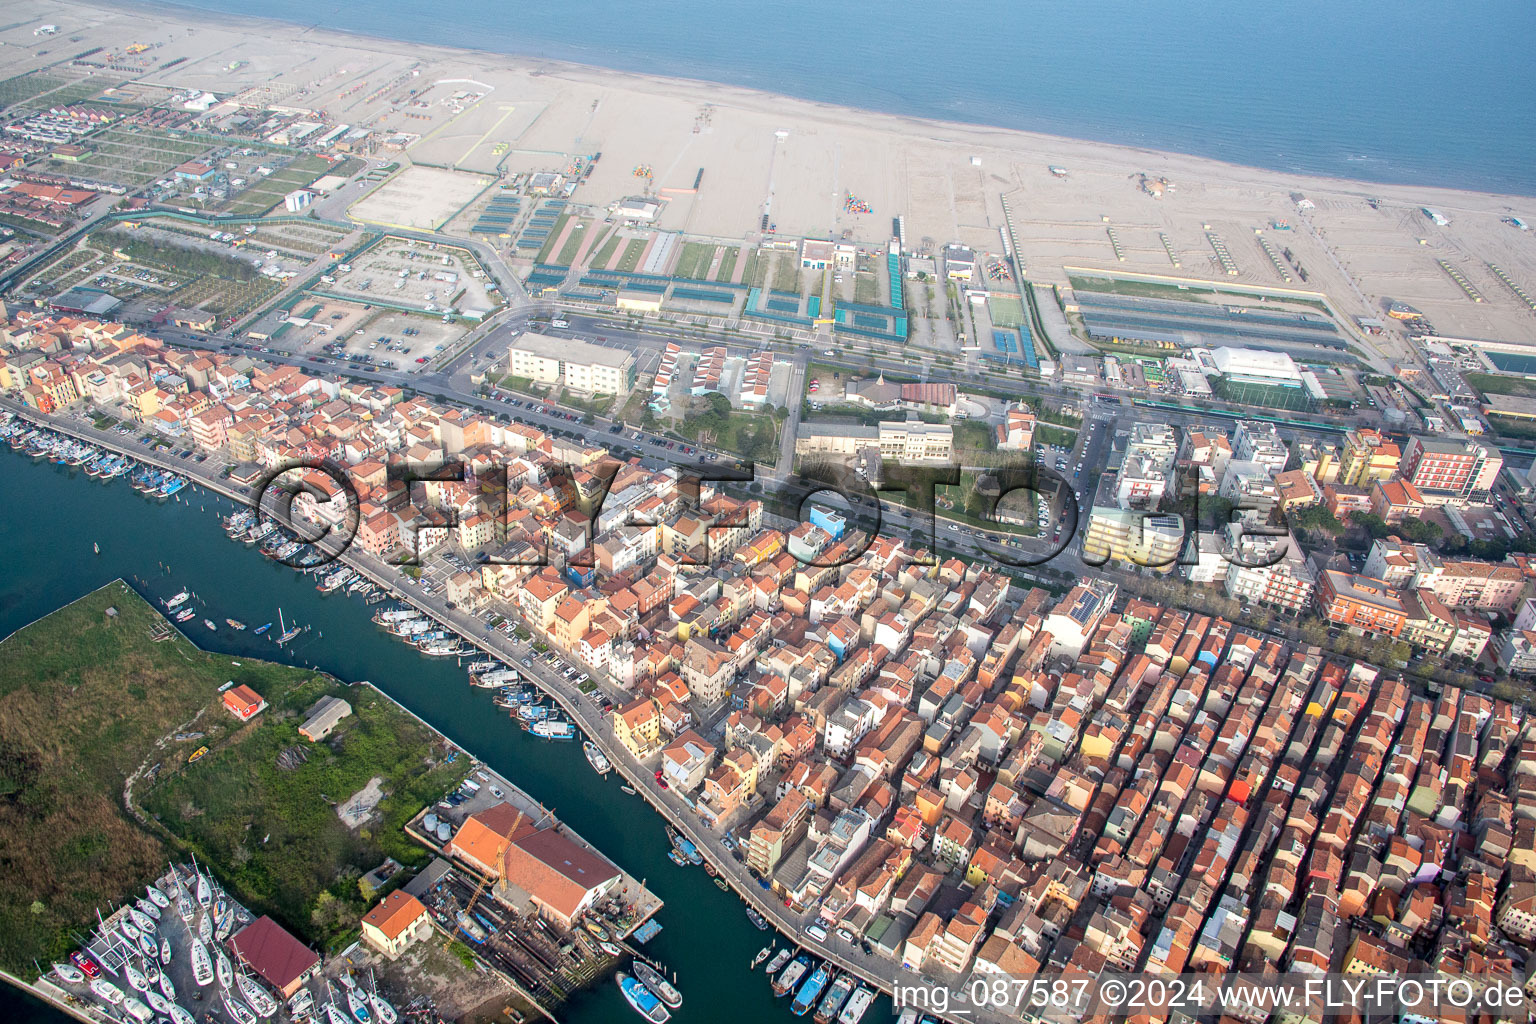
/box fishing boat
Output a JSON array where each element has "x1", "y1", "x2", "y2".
[
  {"x1": 530, "y1": 718, "x2": 576, "y2": 740},
  {"x1": 223, "y1": 993, "x2": 257, "y2": 1024},
  {"x1": 792, "y1": 963, "x2": 831, "y2": 1017},
  {"x1": 583, "y1": 740, "x2": 612, "y2": 774},
  {"x1": 772, "y1": 954, "x2": 810, "y2": 997},
  {"x1": 765, "y1": 949, "x2": 793, "y2": 975},
  {"x1": 632, "y1": 962, "x2": 681, "y2": 1010},
  {"x1": 215, "y1": 946, "x2": 233, "y2": 989},
  {"x1": 145, "y1": 885, "x2": 170, "y2": 910},
  {"x1": 455, "y1": 911, "x2": 487, "y2": 944},
  {"x1": 465, "y1": 659, "x2": 499, "y2": 675},
  {"x1": 225, "y1": 619, "x2": 247, "y2": 630},
  {"x1": 583, "y1": 919, "x2": 611, "y2": 942},
  {"x1": 52, "y1": 962, "x2": 85, "y2": 985},
  {"x1": 237, "y1": 973, "x2": 278, "y2": 1018},
  {"x1": 164, "y1": 591, "x2": 190, "y2": 610},
  {"x1": 676, "y1": 838, "x2": 703, "y2": 865},
  {"x1": 90, "y1": 978, "x2": 125, "y2": 1005},
  {"x1": 253, "y1": 623, "x2": 272, "y2": 635},
  {"x1": 746, "y1": 906, "x2": 769, "y2": 930},
  {"x1": 470, "y1": 667, "x2": 518, "y2": 687},
  {"x1": 203, "y1": 618, "x2": 217, "y2": 631},
  {"x1": 616, "y1": 973, "x2": 671, "y2": 1024},
  {"x1": 667, "y1": 848, "x2": 689, "y2": 867},
  {"x1": 346, "y1": 984, "x2": 373, "y2": 1023},
  {"x1": 599, "y1": 940, "x2": 623, "y2": 957},
  {"x1": 813, "y1": 973, "x2": 855, "y2": 1024}
]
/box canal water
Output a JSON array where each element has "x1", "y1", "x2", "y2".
[{"x1": 0, "y1": 446, "x2": 890, "y2": 1024}]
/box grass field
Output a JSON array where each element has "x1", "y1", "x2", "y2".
[
  {"x1": 672, "y1": 241, "x2": 716, "y2": 280},
  {"x1": 988, "y1": 295, "x2": 1028, "y2": 328},
  {"x1": 1489, "y1": 415, "x2": 1536, "y2": 441},
  {"x1": 592, "y1": 232, "x2": 622, "y2": 269},
  {"x1": 617, "y1": 238, "x2": 647, "y2": 272},
  {"x1": 1467, "y1": 372, "x2": 1536, "y2": 399},
  {"x1": 556, "y1": 217, "x2": 590, "y2": 265},
  {"x1": 0, "y1": 584, "x2": 465, "y2": 972},
  {"x1": 770, "y1": 256, "x2": 802, "y2": 294},
  {"x1": 853, "y1": 273, "x2": 879, "y2": 304},
  {"x1": 535, "y1": 212, "x2": 574, "y2": 264},
  {"x1": 0, "y1": 583, "x2": 311, "y2": 975},
  {"x1": 716, "y1": 247, "x2": 740, "y2": 282},
  {"x1": 1068, "y1": 273, "x2": 1330, "y2": 313}
]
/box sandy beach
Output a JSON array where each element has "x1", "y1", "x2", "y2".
[{"x1": 6, "y1": 0, "x2": 1536, "y2": 343}]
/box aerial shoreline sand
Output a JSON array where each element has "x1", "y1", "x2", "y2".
[
  {"x1": 14, "y1": 0, "x2": 1536, "y2": 341},
  {"x1": 60, "y1": 0, "x2": 1535, "y2": 204}
]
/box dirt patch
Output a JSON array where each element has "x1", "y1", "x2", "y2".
[{"x1": 338, "y1": 774, "x2": 385, "y2": 828}]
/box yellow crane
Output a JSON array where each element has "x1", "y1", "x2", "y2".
[{"x1": 465, "y1": 810, "x2": 521, "y2": 917}]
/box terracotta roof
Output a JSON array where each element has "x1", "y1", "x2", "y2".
[
  {"x1": 228, "y1": 916, "x2": 317, "y2": 991},
  {"x1": 502, "y1": 827, "x2": 620, "y2": 920},
  {"x1": 361, "y1": 891, "x2": 427, "y2": 941}
]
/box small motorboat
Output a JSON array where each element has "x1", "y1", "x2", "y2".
[
  {"x1": 752, "y1": 947, "x2": 772, "y2": 969},
  {"x1": 253, "y1": 623, "x2": 272, "y2": 635},
  {"x1": 600, "y1": 940, "x2": 623, "y2": 957},
  {"x1": 90, "y1": 978, "x2": 125, "y2": 1005},
  {"x1": 203, "y1": 619, "x2": 217, "y2": 631},
  {"x1": 226, "y1": 619, "x2": 247, "y2": 630}
]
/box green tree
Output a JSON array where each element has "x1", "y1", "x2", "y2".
[
  {"x1": 1350, "y1": 512, "x2": 1391, "y2": 540},
  {"x1": 1290, "y1": 505, "x2": 1344, "y2": 535}
]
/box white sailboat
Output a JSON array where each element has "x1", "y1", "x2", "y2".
[
  {"x1": 159, "y1": 937, "x2": 171, "y2": 967},
  {"x1": 145, "y1": 990, "x2": 173, "y2": 1016},
  {"x1": 238, "y1": 973, "x2": 278, "y2": 1018},
  {"x1": 124, "y1": 961, "x2": 149, "y2": 993},
  {"x1": 216, "y1": 946, "x2": 234, "y2": 990},
  {"x1": 134, "y1": 898, "x2": 161, "y2": 922},
  {"x1": 325, "y1": 1002, "x2": 351, "y2": 1024},
  {"x1": 136, "y1": 932, "x2": 157, "y2": 959},
  {"x1": 368, "y1": 972, "x2": 398, "y2": 1024},
  {"x1": 51, "y1": 962, "x2": 84, "y2": 985},
  {"x1": 193, "y1": 863, "x2": 212, "y2": 908},
  {"x1": 169, "y1": 1005, "x2": 196, "y2": 1024},
  {"x1": 347, "y1": 986, "x2": 373, "y2": 1023},
  {"x1": 223, "y1": 992, "x2": 258, "y2": 1024},
  {"x1": 197, "y1": 908, "x2": 213, "y2": 942},
  {"x1": 189, "y1": 937, "x2": 214, "y2": 987},
  {"x1": 128, "y1": 907, "x2": 156, "y2": 934},
  {"x1": 158, "y1": 968, "x2": 176, "y2": 1003},
  {"x1": 145, "y1": 885, "x2": 171, "y2": 910}
]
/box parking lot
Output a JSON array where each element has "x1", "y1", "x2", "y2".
[{"x1": 323, "y1": 237, "x2": 500, "y2": 317}]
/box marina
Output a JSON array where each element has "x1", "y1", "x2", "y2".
[{"x1": 0, "y1": 410, "x2": 897, "y2": 1024}]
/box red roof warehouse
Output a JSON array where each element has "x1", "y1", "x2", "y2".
[{"x1": 227, "y1": 916, "x2": 319, "y2": 998}]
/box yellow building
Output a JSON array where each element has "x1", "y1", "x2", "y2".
[
  {"x1": 1339, "y1": 429, "x2": 1401, "y2": 487},
  {"x1": 614, "y1": 696, "x2": 660, "y2": 756}
]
